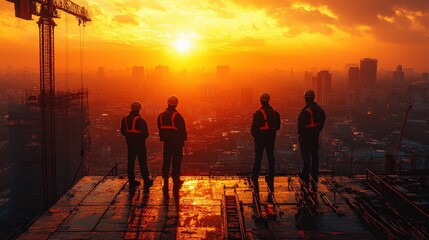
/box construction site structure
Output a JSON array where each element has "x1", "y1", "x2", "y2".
[
  {"x1": 13, "y1": 173, "x2": 429, "y2": 239},
  {"x1": 8, "y1": 90, "x2": 90, "y2": 217},
  {"x1": 5, "y1": 0, "x2": 91, "y2": 208}
]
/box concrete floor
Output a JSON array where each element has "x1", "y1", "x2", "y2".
[{"x1": 17, "y1": 176, "x2": 375, "y2": 239}]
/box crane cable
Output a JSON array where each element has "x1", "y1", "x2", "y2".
[
  {"x1": 72, "y1": 21, "x2": 86, "y2": 183},
  {"x1": 65, "y1": 14, "x2": 69, "y2": 89},
  {"x1": 80, "y1": 21, "x2": 85, "y2": 91}
]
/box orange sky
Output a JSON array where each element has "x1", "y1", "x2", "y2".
[{"x1": 1, "y1": 0, "x2": 428, "y2": 71}]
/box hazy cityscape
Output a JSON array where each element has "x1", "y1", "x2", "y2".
[{"x1": 1, "y1": 60, "x2": 429, "y2": 237}]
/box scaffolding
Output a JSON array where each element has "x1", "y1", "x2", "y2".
[{"x1": 8, "y1": 89, "x2": 90, "y2": 217}]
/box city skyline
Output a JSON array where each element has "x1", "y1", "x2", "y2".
[{"x1": 0, "y1": 0, "x2": 429, "y2": 71}]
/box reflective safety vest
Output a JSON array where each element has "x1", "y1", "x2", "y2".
[
  {"x1": 304, "y1": 108, "x2": 320, "y2": 128},
  {"x1": 259, "y1": 109, "x2": 270, "y2": 130},
  {"x1": 160, "y1": 112, "x2": 178, "y2": 130},
  {"x1": 124, "y1": 116, "x2": 142, "y2": 133}
]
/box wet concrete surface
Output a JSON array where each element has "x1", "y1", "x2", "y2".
[{"x1": 17, "y1": 176, "x2": 375, "y2": 239}]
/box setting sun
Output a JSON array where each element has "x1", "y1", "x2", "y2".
[{"x1": 174, "y1": 38, "x2": 192, "y2": 53}]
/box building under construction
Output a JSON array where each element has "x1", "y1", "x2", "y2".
[
  {"x1": 13, "y1": 171, "x2": 429, "y2": 239},
  {"x1": 8, "y1": 89, "x2": 90, "y2": 217}
]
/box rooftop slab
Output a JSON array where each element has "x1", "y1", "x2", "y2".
[{"x1": 17, "y1": 176, "x2": 375, "y2": 239}]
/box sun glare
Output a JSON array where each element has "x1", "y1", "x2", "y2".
[
  {"x1": 173, "y1": 33, "x2": 195, "y2": 53},
  {"x1": 174, "y1": 38, "x2": 192, "y2": 53}
]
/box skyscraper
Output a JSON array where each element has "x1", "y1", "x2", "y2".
[
  {"x1": 132, "y1": 66, "x2": 144, "y2": 81},
  {"x1": 348, "y1": 67, "x2": 359, "y2": 91},
  {"x1": 393, "y1": 65, "x2": 404, "y2": 82},
  {"x1": 359, "y1": 58, "x2": 377, "y2": 88},
  {"x1": 313, "y1": 70, "x2": 332, "y2": 105}
]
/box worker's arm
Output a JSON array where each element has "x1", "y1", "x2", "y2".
[
  {"x1": 275, "y1": 111, "x2": 281, "y2": 131},
  {"x1": 157, "y1": 114, "x2": 164, "y2": 141},
  {"x1": 138, "y1": 118, "x2": 149, "y2": 139},
  {"x1": 176, "y1": 113, "x2": 187, "y2": 142},
  {"x1": 320, "y1": 108, "x2": 326, "y2": 129},
  {"x1": 120, "y1": 117, "x2": 126, "y2": 136},
  {"x1": 297, "y1": 110, "x2": 307, "y2": 135},
  {"x1": 251, "y1": 111, "x2": 260, "y2": 138}
]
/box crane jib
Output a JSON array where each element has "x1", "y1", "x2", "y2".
[{"x1": 11, "y1": 0, "x2": 91, "y2": 22}]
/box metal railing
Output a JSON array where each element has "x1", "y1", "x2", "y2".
[
  {"x1": 109, "y1": 154, "x2": 429, "y2": 178},
  {"x1": 325, "y1": 155, "x2": 429, "y2": 176}
]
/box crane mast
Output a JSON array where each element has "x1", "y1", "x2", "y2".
[
  {"x1": 39, "y1": 2, "x2": 57, "y2": 206},
  {"x1": 6, "y1": 0, "x2": 90, "y2": 208}
]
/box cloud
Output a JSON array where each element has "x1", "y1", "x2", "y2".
[
  {"x1": 275, "y1": 5, "x2": 337, "y2": 37},
  {"x1": 231, "y1": 0, "x2": 429, "y2": 43},
  {"x1": 114, "y1": 14, "x2": 139, "y2": 25},
  {"x1": 372, "y1": 10, "x2": 429, "y2": 43},
  {"x1": 230, "y1": 37, "x2": 266, "y2": 48},
  {"x1": 127, "y1": 0, "x2": 166, "y2": 12}
]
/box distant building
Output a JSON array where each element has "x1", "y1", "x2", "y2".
[
  {"x1": 407, "y1": 81, "x2": 429, "y2": 111},
  {"x1": 155, "y1": 65, "x2": 169, "y2": 78},
  {"x1": 393, "y1": 65, "x2": 404, "y2": 82},
  {"x1": 132, "y1": 66, "x2": 144, "y2": 81},
  {"x1": 422, "y1": 72, "x2": 429, "y2": 81},
  {"x1": 406, "y1": 120, "x2": 429, "y2": 143},
  {"x1": 332, "y1": 122, "x2": 352, "y2": 142},
  {"x1": 199, "y1": 84, "x2": 218, "y2": 100},
  {"x1": 240, "y1": 87, "x2": 253, "y2": 106},
  {"x1": 216, "y1": 65, "x2": 230, "y2": 78},
  {"x1": 96, "y1": 67, "x2": 105, "y2": 79},
  {"x1": 304, "y1": 71, "x2": 313, "y2": 88},
  {"x1": 360, "y1": 58, "x2": 377, "y2": 88},
  {"x1": 348, "y1": 67, "x2": 359, "y2": 91},
  {"x1": 313, "y1": 70, "x2": 332, "y2": 105}
]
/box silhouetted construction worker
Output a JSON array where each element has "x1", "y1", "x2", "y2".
[
  {"x1": 158, "y1": 96, "x2": 187, "y2": 193},
  {"x1": 298, "y1": 90, "x2": 326, "y2": 184},
  {"x1": 251, "y1": 92, "x2": 280, "y2": 192},
  {"x1": 121, "y1": 101, "x2": 154, "y2": 190}
]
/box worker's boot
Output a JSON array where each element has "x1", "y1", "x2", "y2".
[{"x1": 129, "y1": 179, "x2": 141, "y2": 189}]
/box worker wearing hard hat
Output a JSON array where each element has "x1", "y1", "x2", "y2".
[
  {"x1": 298, "y1": 90, "x2": 326, "y2": 184},
  {"x1": 157, "y1": 96, "x2": 187, "y2": 195},
  {"x1": 120, "y1": 101, "x2": 154, "y2": 191},
  {"x1": 251, "y1": 92, "x2": 280, "y2": 192}
]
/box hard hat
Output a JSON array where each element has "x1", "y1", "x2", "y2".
[
  {"x1": 167, "y1": 95, "x2": 179, "y2": 106},
  {"x1": 259, "y1": 92, "x2": 270, "y2": 102},
  {"x1": 131, "y1": 101, "x2": 142, "y2": 111},
  {"x1": 303, "y1": 89, "x2": 315, "y2": 99}
]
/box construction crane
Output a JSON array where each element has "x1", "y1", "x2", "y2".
[{"x1": 5, "y1": 0, "x2": 90, "y2": 208}]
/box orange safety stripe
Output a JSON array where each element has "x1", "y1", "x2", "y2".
[
  {"x1": 259, "y1": 109, "x2": 270, "y2": 130},
  {"x1": 125, "y1": 116, "x2": 142, "y2": 133},
  {"x1": 160, "y1": 112, "x2": 178, "y2": 130},
  {"x1": 305, "y1": 108, "x2": 320, "y2": 128}
]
